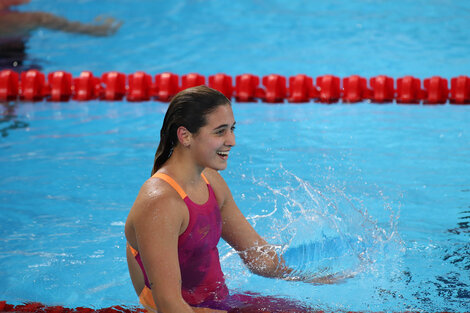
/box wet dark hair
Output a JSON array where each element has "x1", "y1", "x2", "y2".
[{"x1": 151, "y1": 85, "x2": 231, "y2": 176}]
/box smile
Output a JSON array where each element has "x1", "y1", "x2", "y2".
[{"x1": 217, "y1": 151, "x2": 229, "y2": 159}]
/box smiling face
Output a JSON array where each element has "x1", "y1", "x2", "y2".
[{"x1": 190, "y1": 103, "x2": 236, "y2": 171}]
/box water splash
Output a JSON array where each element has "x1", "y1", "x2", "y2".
[{"x1": 221, "y1": 166, "x2": 402, "y2": 289}]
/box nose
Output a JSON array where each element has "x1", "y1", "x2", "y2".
[{"x1": 225, "y1": 130, "x2": 236, "y2": 147}]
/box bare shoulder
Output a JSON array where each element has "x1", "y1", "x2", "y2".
[
  {"x1": 133, "y1": 177, "x2": 185, "y2": 217},
  {"x1": 202, "y1": 168, "x2": 233, "y2": 208},
  {"x1": 202, "y1": 168, "x2": 225, "y2": 185},
  {"x1": 125, "y1": 177, "x2": 186, "y2": 243},
  {"x1": 203, "y1": 168, "x2": 232, "y2": 193}
]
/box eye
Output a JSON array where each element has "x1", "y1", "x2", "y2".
[
  {"x1": 215, "y1": 129, "x2": 226, "y2": 136},
  {"x1": 231, "y1": 125, "x2": 236, "y2": 132}
]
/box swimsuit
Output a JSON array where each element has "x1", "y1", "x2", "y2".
[{"x1": 127, "y1": 172, "x2": 229, "y2": 310}]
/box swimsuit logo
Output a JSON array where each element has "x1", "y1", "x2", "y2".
[{"x1": 198, "y1": 224, "x2": 211, "y2": 239}]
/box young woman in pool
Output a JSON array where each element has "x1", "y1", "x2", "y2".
[{"x1": 125, "y1": 86, "x2": 342, "y2": 313}]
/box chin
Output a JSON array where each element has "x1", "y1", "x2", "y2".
[{"x1": 207, "y1": 162, "x2": 227, "y2": 171}]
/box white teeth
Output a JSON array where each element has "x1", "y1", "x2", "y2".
[{"x1": 217, "y1": 151, "x2": 229, "y2": 156}]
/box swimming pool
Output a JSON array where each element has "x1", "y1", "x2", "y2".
[{"x1": 1, "y1": 0, "x2": 469, "y2": 312}]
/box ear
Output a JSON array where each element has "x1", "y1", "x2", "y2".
[{"x1": 176, "y1": 126, "x2": 192, "y2": 147}]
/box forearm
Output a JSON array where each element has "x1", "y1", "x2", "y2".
[
  {"x1": 37, "y1": 13, "x2": 90, "y2": 33},
  {"x1": 32, "y1": 12, "x2": 120, "y2": 36}
]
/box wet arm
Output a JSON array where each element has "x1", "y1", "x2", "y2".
[
  {"x1": 36, "y1": 12, "x2": 121, "y2": 36},
  {"x1": 205, "y1": 168, "x2": 292, "y2": 279},
  {"x1": 1, "y1": 11, "x2": 121, "y2": 37},
  {"x1": 220, "y1": 195, "x2": 354, "y2": 285},
  {"x1": 220, "y1": 193, "x2": 292, "y2": 279}
]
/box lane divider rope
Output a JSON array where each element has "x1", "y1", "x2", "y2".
[
  {"x1": 0, "y1": 300, "x2": 143, "y2": 313},
  {"x1": 1, "y1": 70, "x2": 469, "y2": 104}
]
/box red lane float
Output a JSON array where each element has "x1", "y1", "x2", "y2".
[
  {"x1": 234, "y1": 74, "x2": 262, "y2": 102},
  {"x1": 181, "y1": 73, "x2": 205, "y2": 90},
  {"x1": 288, "y1": 74, "x2": 318, "y2": 103},
  {"x1": 450, "y1": 75, "x2": 470, "y2": 104},
  {"x1": 154, "y1": 72, "x2": 179, "y2": 102},
  {"x1": 48, "y1": 71, "x2": 72, "y2": 102},
  {"x1": 396, "y1": 76, "x2": 423, "y2": 104},
  {"x1": 1, "y1": 70, "x2": 469, "y2": 104},
  {"x1": 423, "y1": 76, "x2": 449, "y2": 104},
  {"x1": 209, "y1": 73, "x2": 233, "y2": 99},
  {"x1": 316, "y1": 75, "x2": 340, "y2": 103},
  {"x1": 20, "y1": 70, "x2": 48, "y2": 101},
  {"x1": 101, "y1": 72, "x2": 126, "y2": 101},
  {"x1": 73, "y1": 71, "x2": 101, "y2": 101},
  {"x1": 370, "y1": 75, "x2": 394, "y2": 103},
  {"x1": 0, "y1": 70, "x2": 18, "y2": 102},
  {"x1": 261, "y1": 74, "x2": 287, "y2": 103},
  {"x1": 127, "y1": 71, "x2": 152, "y2": 102},
  {"x1": 342, "y1": 75, "x2": 368, "y2": 103}
]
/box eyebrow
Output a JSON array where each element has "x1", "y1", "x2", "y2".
[{"x1": 213, "y1": 121, "x2": 236, "y2": 131}]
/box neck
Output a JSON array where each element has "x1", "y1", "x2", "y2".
[{"x1": 158, "y1": 145, "x2": 204, "y2": 186}]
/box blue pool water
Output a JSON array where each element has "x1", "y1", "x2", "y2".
[{"x1": 1, "y1": 0, "x2": 470, "y2": 312}]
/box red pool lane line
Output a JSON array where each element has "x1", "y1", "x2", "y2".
[
  {"x1": 0, "y1": 300, "x2": 464, "y2": 313},
  {"x1": 1, "y1": 70, "x2": 470, "y2": 104},
  {"x1": 0, "y1": 300, "x2": 318, "y2": 313},
  {"x1": 0, "y1": 301, "x2": 146, "y2": 313}
]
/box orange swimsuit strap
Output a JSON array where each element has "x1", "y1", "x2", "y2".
[{"x1": 152, "y1": 172, "x2": 210, "y2": 199}]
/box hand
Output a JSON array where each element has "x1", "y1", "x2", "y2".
[{"x1": 90, "y1": 15, "x2": 122, "y2": 36}]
